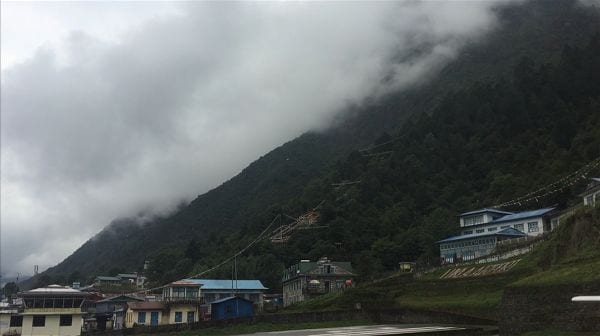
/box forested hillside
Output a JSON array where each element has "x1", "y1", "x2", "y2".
[{"x1": 32, "y1": 0, "x2": 600, "y2": 290}]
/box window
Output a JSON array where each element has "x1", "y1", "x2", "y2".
[
  {"x1": 487, "y1": 227, "x2": 497, "y2": 232},
  {"x1": 476, "y1": 229, "x2": 485, "y2": 233},
  {"x1": 186, "y1": 287, "x2": 199, "y2": 299},
  {"x1": 528, "y1": 221, "x2": 539, "y2": 233},
  {"x1": 10, "y1": 316, "x2": 23, "y2": 327},
  {"x1": 514, "y1": 223, "x2": 524, "y2": 232},
  {"x1": 464, "y1": 215, "x2": 484, "y2": 226},
  {"x1": 33, "y1": 315, "x2": 46, "y2": 327},
  {"x1": 138, "y1": 312, "x2": 146, "y2": 324},
  {"x1": 60, "y1": 315, "x2": 72, "y2": 326},
  {"x1": 500, "y1": 225, "x2": 510, "y2": 229},
  {"x1": 172, "y1": 287, "x2": 185, "y2": 298},
  {"x1": 187, "y1": 311, "x2": 194, "y2": 323},
  {"x1": 463, "y1": 230, "x2": 473, "y2": 235},
  {"x1": 174, "y1": 312, "x2": 182, "y2": 323}
]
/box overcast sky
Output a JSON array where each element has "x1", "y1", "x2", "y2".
[{"x1": 1, "y1": 1, "x2": 513, "y2": 278}]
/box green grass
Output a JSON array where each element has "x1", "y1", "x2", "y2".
[{"x1": 147, "y1": 320, "x2": 374, "y2": 336}]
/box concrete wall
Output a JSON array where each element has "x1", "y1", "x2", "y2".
[
  {"x1": 0, "y1": 313, "x2": 22, "y2": 336},
  {"x1": 165, "y1": 304, "x2": 197, "y2": 324},
  {"x1": 21, "y1": 313, "x2": 84, "y2": 336},
  {"x1": 499, "y1": 284, "x2": 600, "y2": 335}
]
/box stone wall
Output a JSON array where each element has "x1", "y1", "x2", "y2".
[{"x1": 499, "y1": 284, "x2": 600, "y2": 335}]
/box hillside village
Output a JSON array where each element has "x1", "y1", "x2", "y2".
[{"x1": 1, "y1": 177, "x2": 598, "y2": 336}]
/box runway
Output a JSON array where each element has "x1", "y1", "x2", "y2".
[{"x1": 240, "y1": 324, "x2": 481, "y2": 336}]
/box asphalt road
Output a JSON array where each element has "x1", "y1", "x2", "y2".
[{"x1": 237, "y1": 324, "x2": 478, "y2": 336}]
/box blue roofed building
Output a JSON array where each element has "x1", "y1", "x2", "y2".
[
  {"x1": 175, "y1": 279, "x2": 267, "y2": 314},
  {"x1": 438, "y1": 207, "x2": 556, "y2": 264}
]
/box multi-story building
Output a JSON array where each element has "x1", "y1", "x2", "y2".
[
  {"x1": 171, "y1": 279, "x2": 267, "y2": 313},
  {"x1": 18, "y1": 285, "x2": 88, "y2": 336},
  {"x1": 161, "y1": 279, "x2": 203, "y2": 324},
  {"x1": 282, "y1": 257, "x2": 355, "y2": 307},
  {"x1": 438, "y1": 207, "x2": 556, "y2": 264}
]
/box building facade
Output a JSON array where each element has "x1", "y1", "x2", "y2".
[
  {"x1": 161, "y1": 280, "x2": 203, "y2": 324},
  {"x1": 210, "y1": 297, "x2": 254, "y2": 321},
  {"x1": 170, "y1": 279, "x2": 267, "y2": 313},
  {"x1": 18, "y1": 285, "x2": 88, "y2": 336},
  {"x1": 124, "y1": 302, "x2": 167, "y2": 328},
  {"x1": 438, "y1": 207, "x2": 556, "y2": 264},
  {"x1": 282, "y1": 257, "x2": 355, "y2": 307},
  {"x1": 581, "y1": 177, "x2": 600, "y2": 207}
]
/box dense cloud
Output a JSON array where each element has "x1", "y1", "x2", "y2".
[{"x1": 1, "y1": 2, "x2": 509, "y2": 277}]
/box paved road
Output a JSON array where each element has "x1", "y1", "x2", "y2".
[{"x1": 239, "y1": 324, "x2": 474, "y2": 336}]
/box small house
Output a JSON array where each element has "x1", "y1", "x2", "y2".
[
  {"x1": 124, "y1": 302, "x2": 167, "y2": 328},
  {"x1": 210, "y1": 297, "x2": 254, "y2": 321},
  {"x1": 581, "y1": 177, "x2": 600, "y2": 207}
]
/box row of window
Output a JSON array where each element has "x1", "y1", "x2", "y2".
[
  {"x1": 23, "y1": 297, "x2": 84, "y2": 309},
  {"x1": 463, "y1": 221, "x2": 540, "y2": 235},
  {"x1": 440, "y1": 238, "x2": 495, "y2": 250},
  {"x1": 10, "y1": 315, "x2": 73, "y2": 327}
]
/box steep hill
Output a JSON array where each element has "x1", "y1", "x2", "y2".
[{"x1": 33, "y1": 0, "x2": 600, "y2": 289}]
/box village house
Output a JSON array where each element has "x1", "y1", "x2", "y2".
[
  {"x1": 0, "y1": 301, "x2": 22, "y2": 336},
  {"x1": 93, "y1": 273, "x2": 146, "y2": 289},
  {"x1": 124, "y1": 302, "x2": 167, "y2": 328},
  {"x1": 161, "y1": 279, "x2": 203, "y2": 324},
  {"x1": 581, "y1": 177, "x2": 600, "y2": 207},
  {"x1": 282, "y1": 257, "x2": 355, "y2": 307},
  {"x1": 17, "y1": 285, "x2": 88, "y2": 336},
  {"x1": 172, "y1": 279, "x2": 267, "y2": 313},
  {"x1": 438, "y1": 207, "x2": 556, "y2": 264},
  {"x1": 92, "y1": 295, "x2": 143, "y2": 330}
]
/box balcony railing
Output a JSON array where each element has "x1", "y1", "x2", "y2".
[{"x1": 162, "y1": 296, "x2": 205, "y2": 304}]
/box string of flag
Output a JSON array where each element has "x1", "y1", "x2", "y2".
[{"x1": 493, "y1": 157, "x2": 600, "y2": 208}]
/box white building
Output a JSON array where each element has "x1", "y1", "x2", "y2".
[
  {"x1": 438, "y1": 207, "x2": 555, "y2": 264},
  {"x1": 18, "y1": 285, "x2": 88, "y2": 336},
  {"x1": 581, "y1": 177, "x2": 600, "y2": 207}
]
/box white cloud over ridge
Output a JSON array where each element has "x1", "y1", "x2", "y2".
[{"x1": 1, "y1": 2, "x2": 508, "y2": 277}]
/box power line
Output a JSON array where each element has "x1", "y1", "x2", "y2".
[
  {"x1": 130, "y1": 213, "x2": 282, "y2": 295},
  {"x1": 493, "y1": 157, "x2": 600, "y2": 208}
]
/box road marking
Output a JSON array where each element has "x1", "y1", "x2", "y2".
[{"x1": 308, "y1": 326, "x2": 465, "y2": 336}]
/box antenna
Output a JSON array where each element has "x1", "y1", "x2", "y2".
[{"x1": 34, "y1": 265, "x2": 39, "y2": 276}]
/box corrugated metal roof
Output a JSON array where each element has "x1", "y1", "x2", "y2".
[
  {"x1": 210, "y1": 296, "x2": 253, "y2": 304},
  {"x1": 180, "y1": 279, "x2": 267, "y2": 290},
  {"x1": 96, "y1": 276, "x2": 121, "y2": 281},
  {"x1": 117, "y1": 273, "x2": 138, "y2": 278},
  {"x1": 21, "y1": 285, "x2": 86, "y2": 296},
  {"x1": 437, "y1": 227, "x2": 526, "y2": 243},
  {"x1": 97, "y1": 295, "x2": 143, "y2": 303},
  {"x1": 491, "y1": 207, "x2": 555, "y2": 224},
  {"x1": 459, "y1": 208, "x2": 514, "y2": 217}
]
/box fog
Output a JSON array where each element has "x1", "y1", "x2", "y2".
[{"x1": 1, "y1": 1, "x2": 509, "y2": 277}]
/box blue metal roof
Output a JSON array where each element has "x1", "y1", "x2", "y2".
[
  {"x1": 459, "y1": 208, "x2": 514, "y2": 217},
  {"x1": 181, "y1": 279, "x2": 267, "y2": 290},
  {"x1": 437, "y1": 227, "x2": 526, "y2": 243},
  {"x1": 210, "y1": 296, "x2": 253, "y2": 304},
  {"x1": 491, "y1": 207, "x2": 555, "y2": 224}
]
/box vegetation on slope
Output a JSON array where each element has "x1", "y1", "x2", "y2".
[
  {"x1": 32, "y1": 0, "x2": 600, "y2": 291},
  {"x1": 284, "y1": 206, "x2": 600, "y2": 319}
]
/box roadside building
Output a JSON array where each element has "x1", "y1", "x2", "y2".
[
  {"x1": 0, "y1": 302, "x2": 22, "y2": 336},
  {"x1": 161, "y1": 279, "x2": 203, "y2": 324},
  {"x1": 18, "y1": 285, "x2": 88, "y2": 336},
  {"x1": 171, "y1": 279, "x2": 266, "y2": 312},
  {"x1": 93, "y1": 295, "x2": 143, "y2": 330},
  {"x1": 581, "y1": 177, "x2": 600, "y2": 207},
  {"x1": 210, "y1": 297, "x2": 254, "y2": 321},
  {"x1": 124, "y1": 302, "x2": 167, "y2": 328},
  {"x1": 282, "y1": 257, "x2": 355, "y2": 307},
  {"x1": 438, "y1": 207, "x2": 556, "y2": 264}
]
